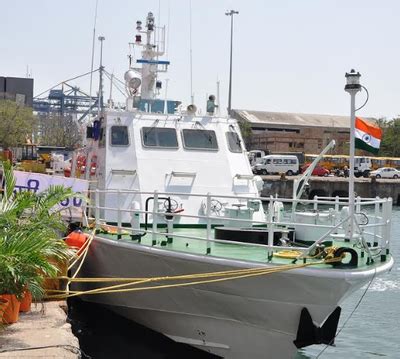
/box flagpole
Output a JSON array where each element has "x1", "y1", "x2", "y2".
[
  {"x1": 348, "y1": 90, "x2": 356, "y2": 237},
  {"x1": 345, "y1": 69, "x2": 362, "y2": 239}
]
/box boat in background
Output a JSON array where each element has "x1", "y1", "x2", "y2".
[{"x1": 69, "y1": 12, "x2": 394, "y2": 359}]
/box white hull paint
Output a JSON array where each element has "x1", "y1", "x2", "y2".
[{"x1": 75, "y1": 235, "x2": 393, "y2": 359}]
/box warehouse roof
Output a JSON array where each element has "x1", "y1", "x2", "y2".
[{"x1": 232, "y1": 110, "x2": 375, "y2": 129}]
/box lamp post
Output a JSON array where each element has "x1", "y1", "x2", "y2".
[
  {"x1": 344, "y1": 69, "x2": 362, "y2": 239},
  {"x1": 225, "y1": 10, "x2": 239, "y2": 116}
]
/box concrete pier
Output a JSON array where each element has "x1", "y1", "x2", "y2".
[
  {"x1": 0, "y1": 301, "x2": 80, "y2": 358},
  {"x1": 261, "y1": 175, "x2": 400, "y2": 204}
]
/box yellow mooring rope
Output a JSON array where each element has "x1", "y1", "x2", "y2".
[{"x1": 47, "y1": 229, "x2": 342, "y2": 300}]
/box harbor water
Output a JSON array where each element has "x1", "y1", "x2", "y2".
[{"x1": 68, "y1": 210, "x2": 400, "y2": 359}]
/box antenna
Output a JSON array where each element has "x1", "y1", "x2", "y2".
[
  {"x1": 154, "y1": 0, "x2": 162, "y2": 99},
  {"x1": 216, "y1": 78, "x2": 220, "y2": 115},
  {"x1": 158, "y1": 0, "x2": 161, "y2": 31},
  {"x1": 108, "y1": 72, "x2": 114, "y2": 108},
  {"x1": 25, "y1": 65, "x2": 32, "y2": 78},
  {"x1": 98, "y1": 36, "x2": 105, "y2": 116},
  {"x1": 89, "y1": 0, "x2": 99, "y2": 110},
  {"x1": 166, "y1": 0, "x2": 171, "y2": 59},
  {"x1": 225, "y1": 9, "x2": 239, "y2": 116},
  {"x1": 189, "y1": 0, "x2": 194, "y2": 104}
]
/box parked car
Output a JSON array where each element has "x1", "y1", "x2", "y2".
[
  {"x1": 370, "y1": 167, "x2": 400, "y2": 179},
  {"x1": 301, "y1": 164, "x2": 330, "y2": 177}
]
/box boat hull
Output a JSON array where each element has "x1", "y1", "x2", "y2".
[{"x1": 74, "y1": 235, "x2": 393, "y2": 359}]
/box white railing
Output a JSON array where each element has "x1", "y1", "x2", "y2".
[{"x1": 83, "y1": 189, "x2": 392, "y2": 261}]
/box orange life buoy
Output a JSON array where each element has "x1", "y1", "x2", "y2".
[{"x1": 66, "y1": 231, "x2": 88, "y2": 255}]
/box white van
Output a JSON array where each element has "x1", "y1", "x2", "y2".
[
  {"x1": 252, "y1": 155, "x2": 299, "y2": 176},
  {"x1": 247, "y1": 150, "x2": 266, "y2": 166}
]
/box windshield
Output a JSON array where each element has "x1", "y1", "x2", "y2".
[
  {"x1": 142, "y1": 127, "x2": 178, "y2": 148},
  {"x1": 182, "y1": 129, "x2": 218, "y2": 150},
  {"x1": 226, "y1": 132, "x2": 242, "y2": 153}
]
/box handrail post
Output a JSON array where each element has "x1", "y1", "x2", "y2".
[
  {"x1": 95, "y1": 188, "x2": 100, "y2": 230},
  {"x1": 313, "y1": 195, "x2": 318, "y2": 211},
  {"x1": 267, "y1": 195, "x2": 274, "y2": 259},
  {"x1": 354, "y1": 196, "x2": 361, "y2": 242},
  {"x1": 387, "y1": 198, "x2": 393, "y2": 253},
  {"x1": 356, "y1": 196, "x2": 361, "y2": 214},
  {"x1": 381, "y1": 198, "x2": 392, "y2": 259},
  {"x1": 372, "y1": 197, "x2": 379, "y2": 247},
  {"x1": 87, "y1": 183, "x2": 94, "y2": 222},
  {"x1": 152, "y1": 190, "x2": 158, "y2": 245},
  {"x1": 206, "y1": 193, "x2": 211, "y2": 254},
  {"x1": 117, "y1": 189, "x2": 122, "y2": 239},
  {"x1": 334, "y1": 195, "x2": 339, "y2": 213}
]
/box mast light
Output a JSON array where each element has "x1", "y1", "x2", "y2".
[
  {"x1": 147, "y1": 12, "x2": 155, "y2": 31},
  {"x1": 345, "y1": 69, "x2": 361, "y2": 91}
]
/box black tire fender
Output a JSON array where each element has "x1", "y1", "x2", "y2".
[{"x1": 331, "y1": 247, "x2": 358, "y2": 268}]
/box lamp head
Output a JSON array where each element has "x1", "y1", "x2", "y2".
[
  {"x1": 345, "y1": 69, "x2": 361, "y2": 92},
  {"x1": 225, "y1": 10, "x2": 239, "y2": 16}
]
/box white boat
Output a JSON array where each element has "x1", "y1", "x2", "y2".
[{"x1": 70, "y1": 12, "x2": 394, "y2": 359}]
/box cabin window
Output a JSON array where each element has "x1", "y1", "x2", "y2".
[
  {"x1": 182, "y1": 129, "x2": 218, "y2": 150},
  {"x1": 142, "y1": 127, "x2": 178, "y2": 148},
  {"x1": 111, "y1": 126, "x2": 129, "y2": 146},
  {"x1": 226, "y1": 132, "x2": 242, "y2": 153}
]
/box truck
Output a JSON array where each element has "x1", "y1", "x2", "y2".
[{"x1": 354, "y1": 156, "x2": 371, "y2": 177}]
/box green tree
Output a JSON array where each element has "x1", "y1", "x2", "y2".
[
  {"x1": 238, "y1": 120, "x2": 253, "y2": 148},
  {"x1": 378, "y1": 118, "x2": 400, "y2": 157},
  {"x1": 0, "y1": 100, "x2": 34, "y2": 148},
  {"x1": 35, "y1": 114, "x2": 82, "y2": 148}
]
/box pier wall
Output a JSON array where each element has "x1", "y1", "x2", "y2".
[{"x1": 261, "y1": 176, "x2": 400, "y2": 204}]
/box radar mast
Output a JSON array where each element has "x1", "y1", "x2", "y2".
[{"x1": 125, "y1": 12, "x2": 169, "y2": 105}]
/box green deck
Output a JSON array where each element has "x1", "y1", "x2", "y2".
[{"x1": 90, "y1": 227, "x2": 386, "y2": 270}]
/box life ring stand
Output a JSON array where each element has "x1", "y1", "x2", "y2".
[{"x1": 330, "y1": 247, "x2": 358, "y2": 268}]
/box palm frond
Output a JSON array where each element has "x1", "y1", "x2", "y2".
[
  {"x1": 0, "y1": 164, "x2": 80, "y2": 300},
  {"x1": 1, "y1": 161, "x2": 16, "y2": 200}
]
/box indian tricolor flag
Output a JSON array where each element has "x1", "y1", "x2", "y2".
[{"x1": 355, "y1": 117, "x2": 382, "y2": 154}]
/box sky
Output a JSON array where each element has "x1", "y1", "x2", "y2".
[{"x1": 1, "y1": 0, "x2": 399, "y2": 119}]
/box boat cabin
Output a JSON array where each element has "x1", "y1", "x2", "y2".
[{"x1": 88, "y1": 110, "x2": 265, "y2": 226}]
